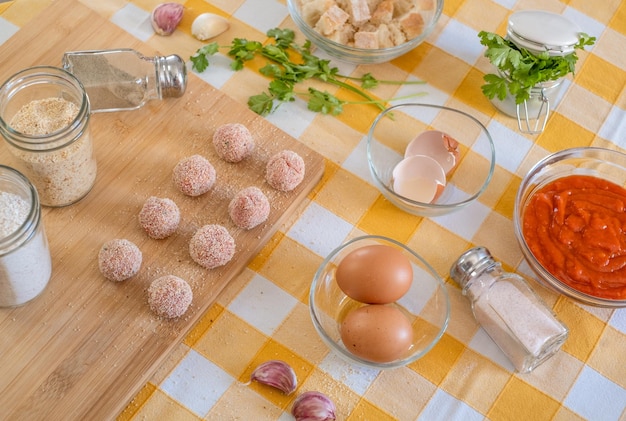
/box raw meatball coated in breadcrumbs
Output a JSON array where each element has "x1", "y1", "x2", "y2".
[
  {"x1": 229, "y1": 186, "x2": 270, "y2": 230},
  {"x1": 173, "y1": 155, "x2": 216, "y2": 196},
  {"x1": 147, "y1": 275, "x2": 192, "y2": 319},
  {"x1": 98, "y1": 239, "x2": 142, "y2": 282},
  {"x1": 265, "y1": 150, "x2": 305, "y2": 192},
  {"x1": 189, "y1": 224, "x2": 235, "y2": 269},
  {"x1": 213, "y1": 123, "x2": 255, "y2": 163},
  {"x1": 138, "y1": 196, "x2": 180, "y2": 239}
]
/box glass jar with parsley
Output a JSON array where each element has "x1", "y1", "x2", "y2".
[{"x1": 479, "y1": 10, "x2": 595, "y2": 134}]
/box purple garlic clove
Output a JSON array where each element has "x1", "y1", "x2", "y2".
[
  {"x1": 151, "y1": 3, "x2": 184, "y2": 36},
  {"x1": 291, "y1": 391, "x2": 337, "y2": 421},
  {"x1": 250, "y1": 359, "x2": 297, "y2": 395}
]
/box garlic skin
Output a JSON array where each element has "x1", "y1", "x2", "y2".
[
  {"x1": 250, "y1": 360, "x2": 297, "y2": 395},
  {"x1": 191, "y1": 13, "x2": 230, "y2": 41},
  {"x1": 151, "y1": 3, "x2": 184, "y2": 36},
  {"x1": 291, "y1": 391, "x2": 337, "y2": 421}
]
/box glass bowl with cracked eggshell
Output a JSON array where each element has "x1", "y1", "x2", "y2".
[
  {"x1": 310, "y1": 235, "x2": 450, "y2": 369},
  {"x1": 367, "y1": 103, "x2": 496, "y2": 217},
  {"x1": 514, "y1": 147, "x2": 626, "y2": 308},
  {"x1": 287, "y1": 0, "x2": 443, "y2": 64}
]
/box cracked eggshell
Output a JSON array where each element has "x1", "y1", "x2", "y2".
[
  {"x1": 405, "y1": 130, "x2": 460, "y2": 174},
  {"x1": 191, "y1": 13, "x2": 230, "y2": 41},
  {"x1": 392, "y1": 154, "x2": 447, "y2": 203}
]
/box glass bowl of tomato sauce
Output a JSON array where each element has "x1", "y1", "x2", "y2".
[{"x1": 514, "y1": 147, "x2": 626, "y2": 307}]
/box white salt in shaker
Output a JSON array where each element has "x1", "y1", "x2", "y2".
[
  {"x1": 62, "y1": 49, "x2": 187, "y2": 113},
  {"x1": 0, "y1": 165, "x2": 52, "y2": 307},
  {"x1": 450, "y1": 246, "x2": 568, "y2": 373}
]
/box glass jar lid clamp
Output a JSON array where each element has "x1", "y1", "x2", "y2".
[{"x1": 507, "y1": 10, "x2": 583, "y2": 56}]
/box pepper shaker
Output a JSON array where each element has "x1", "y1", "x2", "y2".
[
  {"x1": 450, "y1": 247, "x2": 568, "y2": 373},
  {"x1": 62, "y1": 48, "x2": 187, "y2": 113}
]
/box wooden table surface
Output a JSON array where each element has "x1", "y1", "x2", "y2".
[{"x1": 1, "y1": 0, "x2": 626, "y2": 420}]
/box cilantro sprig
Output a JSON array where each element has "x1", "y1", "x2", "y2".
[
  {"x1": 190, "y1": 28, "x2": 426, "y2": 116},
  {"x1": 478, "y1": 31, "x2": 595, "y2": 104}
]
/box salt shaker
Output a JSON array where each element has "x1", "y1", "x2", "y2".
[
  {"x1": 62, "y1": 48, "x2": 187, "y2": 113},
  {"x1": 450, "y1": 247, "x2": 568, "y2": 373},
  {"x1": 489, "y1": 10, "x2": 583, "y2": 134},
  {"x1": 0, "y1": 165, "x2": 52, "y2": 307}
]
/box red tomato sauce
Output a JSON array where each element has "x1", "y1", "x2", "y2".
[{"x1": 523, "y1": 174, "x2": 626, "y2": 300}]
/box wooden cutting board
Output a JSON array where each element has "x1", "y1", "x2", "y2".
[{"x1": 0, "y1": 1, "x2": 324, "y2": 418}]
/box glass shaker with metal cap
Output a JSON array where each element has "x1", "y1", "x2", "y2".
[
  {"x1": 450, "y1": 246, "x2": 568, "y2": 373},
  {"x1": 485, "y1": 10, "x2": 590, "y2": 134},
  {"x1": 62, "y1": 48, "x2": 187, "y2": 113}
]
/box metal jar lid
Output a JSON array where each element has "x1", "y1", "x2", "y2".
[
  {"x1": 507, "y1": 10, "x2": 582, "y2": 56},
  {"x1": 157, "y1": 54, "x2": 187, "y2": 98},
  {"x1": 449, "y1": 246, "x2": 497, "y2": 290}
]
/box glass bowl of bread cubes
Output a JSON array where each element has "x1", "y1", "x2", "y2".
[{"x1": 287, "y1": 0, "x2": 443, "y2": 64}]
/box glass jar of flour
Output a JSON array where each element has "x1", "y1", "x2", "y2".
[
  {"x1": 0, "y1": 165, "x2": 52, "y2": 307},
  {"x1": 0, "y1": 66, "x2": 97, "y2": 207}
]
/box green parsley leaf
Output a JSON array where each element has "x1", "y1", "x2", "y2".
[
  {"x1": 307, "y1": 88, "x2": 344, "y2": 115},
  {"x1": 248, "y1": 93, "x2": 276, "y2": 116},
  {"x1": 360, "y1": 73, "x2": 379, "y2": 89},
  {"x1": 478, "y1": 30, "x2": 596, "y2": 104},
  {"x1": 481, "y1": 73, "x2": 508, "y2": 101},
  {"x1": 190, "y1": 42, "x2": 219, "y2": 72},
  {"x1": 268, "y1": 80, "x2": 296, "y2": 102},
  {"x1": 190, "y1": 28, "x2": 428, "y2": 116}
]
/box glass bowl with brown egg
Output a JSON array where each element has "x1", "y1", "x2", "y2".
[{"x1": 310, "y1": 235, "x2": 450, "y2": 368}]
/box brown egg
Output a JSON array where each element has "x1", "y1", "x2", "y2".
[
  {"x1": 340, "y1": 304, "x2": 414, "y2": 363},
  {"x1": 336, "y1": 244, "x2": 413, "y2": 304}
]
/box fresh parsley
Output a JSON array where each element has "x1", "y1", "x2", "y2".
[
  {"x1": 478, "y1": 30, "x2": 595, "y2": 104},
  {"x1": 190, "y1": 28, "x2": 426, "y2": 116}
]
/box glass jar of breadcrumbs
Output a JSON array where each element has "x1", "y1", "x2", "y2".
[{"x1": 0, "y1": 66, "x2": 96, "y2": 207}]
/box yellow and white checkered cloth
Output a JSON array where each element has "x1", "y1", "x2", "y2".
[{"x1": 2, "y1": 0, "x2": 625, "y2": 419}]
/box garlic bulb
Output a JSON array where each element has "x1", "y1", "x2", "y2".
[
  {"x1": 191, "y1": 13, "x2": 230, "y2": 41},
  {"x1": 151, "y1": 3, "x2": 184, "y2": 36},
  {"x1": 291, "y1": 391, "x2": 337, "y2": 421},
  {"x1": 250, "y1": 360, "x2": 297, "y2": 394}
]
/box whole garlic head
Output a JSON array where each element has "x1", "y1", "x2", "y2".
[
  {"x1": 191, "y1": 13, "x2": 230, "y2": 41},
  {"x1": 151, "y1": 3, "x2": 184, "y2": 36}
]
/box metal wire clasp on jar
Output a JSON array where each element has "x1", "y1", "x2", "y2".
[
  {"x1": 489, "y1": 11, "x2": 585, "y2": 134},
  {"x1": 0, "y1": 66, "x2": 96, "y2": 207},
  {"x1": 489, "y1": 69, "x2": 564, "y2": 134}
]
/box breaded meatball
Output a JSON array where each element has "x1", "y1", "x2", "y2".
[
  {"x1": 138, "y1": 196, "x2": 181, "y2": 239},
  {"x1": 265, "y1": 150, "x2": 305, "y2": 192},
  {"x1": 147, "y1": 275, "x2": 193, "y2": 319},
  {"x1": 213, "y1": 123, "x2": 254, "y2": 163},
  {"x1": 228, "y1": 186, "x2": 270, "y2": 230},
  {"x1": 98, "y1": 239, "x2": 142, "y2": 282},
  {"x1": 189, "y1": 224, "x2": 235, "y2": 269},
  {"x1": 173, "y1": 155, "x2": 216, "y2": 196}
]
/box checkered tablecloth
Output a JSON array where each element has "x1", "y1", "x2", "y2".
[{"x1": 2, "y1": 0, "x2": 626, "y2": 419}]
